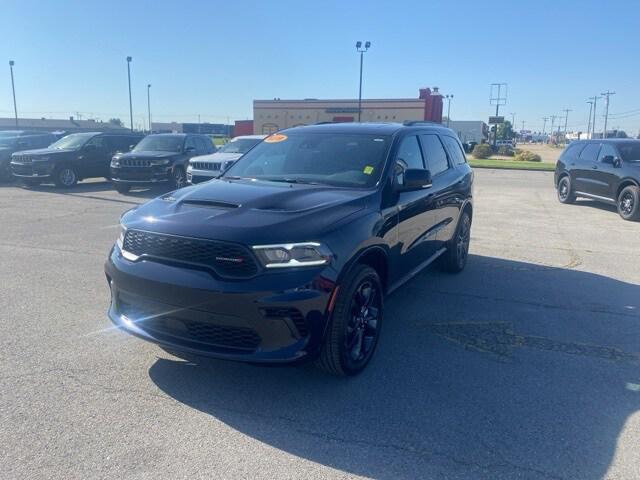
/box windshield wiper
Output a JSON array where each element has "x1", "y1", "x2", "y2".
[{"x1": 265, "y1": 178, "x2": 322, "y2": 185}]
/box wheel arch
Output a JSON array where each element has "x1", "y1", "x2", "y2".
[
  {"x1": 341, "y1": 245, "x2": 390, "y2": 295},
  {"x1": 617, "y1": 178, "x2": 640, "y2": 198}
]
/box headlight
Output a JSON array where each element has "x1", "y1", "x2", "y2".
[
  {"x1": 252, "y1": 242, "x2": 331, "y2": 268},
  {"x1": 150, "y1": 159, "x2": 170, "y2": 166},
  {"x1": 116, "y1": 224, "x2": 126, "y2": 250}
]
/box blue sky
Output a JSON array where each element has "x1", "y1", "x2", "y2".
[{"x1": 2, "y1": 0, "x2": 639, "y2": 133}]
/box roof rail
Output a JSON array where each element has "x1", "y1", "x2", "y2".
[{"x1": 402, "y1": 120, "x2": 441, "y2": 126}]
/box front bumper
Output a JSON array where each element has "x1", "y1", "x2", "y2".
[
  {"x1": 111, "y1": 166, "x2": 171, "y2": 185},
  {"x1": 11, "y1": 161, "x2": 54, "y2": 178},
  {"x1": 105, "y1": 246, "x2": 336, "y2": 363}
]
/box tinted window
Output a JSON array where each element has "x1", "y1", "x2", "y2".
[
  {"x1": 33, "y1": 135, "x2": 55, "y2": 148},
  {"x1": 598, "y1": 144, "x2": 618, "y2": 162},
  {"x1": 562, "y1": 143, "x2": 584, "y2": 160},
  {"x1": 579, "y1": 143, "x2": 600, "y2": 163},
  {"x1": 441, "y1": 135, "x2": 466, "y2": 165},
  {"x1": 85, "y1": 135, "x2": 108, "y2": 149},
  {"x1": 112, "y1": 136, "x2": 138, "y2": 152},
  {"x1": 396, "y1": 136, "x2": 424, "y2": 170},
  {"x1": 185, "y1": 136, "x2": 197, "y2": 151},
  {"x1": 133, "y1": 135, "x2": 183, "y2": 152},
  {"x1": 196, "y1": 137, "x2": 212, "y2": 154},
  {"x1": 617, "y1": 142, "x2": 640, "y2": 162},
  {"x1": 420, "y1": 134, "x2": 449, "y2": 175}
]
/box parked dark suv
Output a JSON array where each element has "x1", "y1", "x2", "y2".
[
  {"x1": 555, "y1": 139, "x2": 640, "y2": 220},
  {"x1": 0, "y1": 130, "x2": 56, "y2": 181},
  {"x1": 10, "y1": 131, "x2": 143, "y2": 187},
  {"x1": 110, "y1": 133, "x2": 215, "y2": 193},
  {"x1": 105, "y1": 122, "x2": 474, "y2": 375}
]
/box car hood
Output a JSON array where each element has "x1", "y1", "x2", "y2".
[
  {"x1": 189, "y1": 152, "x2": 243, "y2": 163},
  {"x1": 117, "y1": 151, "x2": 180, "y2": 159},
  {"x1": 122, "y1": 178, "x2": 372, "y2": 244}
]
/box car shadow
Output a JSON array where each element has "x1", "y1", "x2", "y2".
[
  {"x1": 574, "y1": 198, "x2": 619, "y2": 214},
  {"x1": 17, "y1": 180, "x2": 169, "y2": 202},
  {"x1": 147, "y1": 255, "x2": 640, "y2": 479}
]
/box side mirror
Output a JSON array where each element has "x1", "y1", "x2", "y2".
[
  {"x1": 398, "y1": 168, "x2": 433, "y2": 191},
  {"x1": 602, "y1": 155, "x2": 621, "y2": 167}
]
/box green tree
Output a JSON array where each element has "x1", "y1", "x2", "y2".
[
  {"x1": 108, "y1": 118, "x2": 123, "y2": 127},
  {"x1": 497, "y1": 121, "x2": 515, "y2": 140}
]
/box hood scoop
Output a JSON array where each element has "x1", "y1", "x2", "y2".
[{"x1": 179, "y1": 199, "x2": 240, "y2": 209}]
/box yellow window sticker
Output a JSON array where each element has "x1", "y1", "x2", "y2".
[
  {"x1": 264, "y1": 134, "x2": 288, "y2": 143},
  {"x1": 363, "y1": 166, "x2": 374, "y2": 175}
]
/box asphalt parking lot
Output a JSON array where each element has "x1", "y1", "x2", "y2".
[{"x1": 1, "y1": 170, "x2": 639, "y2": 480}]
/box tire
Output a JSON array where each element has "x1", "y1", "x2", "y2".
[
  {"x1": 617, "y1": 185, "x2": 640, "y2": 221},
  {"x1": 114, "y1": 184, "x2": 131, "y2": 194},
  {"x1": 22, "y1": 178, "x2": 42, "y2": 187},
  {"x1": 53, "y1": 165, "x2": 78, "y2": 188},
  {"x1": 557, "y1": 175, "x2": 576, "y2": 204},
  {"x1": 172, "y1": 166, "x2": 187, "y2": 189},
  {"x1": 439, "y1": 210, "x2": 472, "y2": 273},
  {"x1": 316, "y1": 265, "x2": 383, "y2": 376}
]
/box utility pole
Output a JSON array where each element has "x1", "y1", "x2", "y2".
[
  {"x1": 511, "y1": 113, "x2": 516, "y2": 128},
  {"x1": 586, "y1": 101, "x2": 594, "y2": 138},
  {"x1": 9, "y1": 60, "x2": 18, "y2": 126},
  {"x1": 601, "y1": 90, "x2": 615, "y2": 139},
  {"x1": 147, "y1": 84, "x2": 152, "y2": 133},
  {"x1": 445, "y1": 94, "x2": 453, "y2": 127},
  {"x1": 562, "y1": 109, "x2": 571, "y2": 143},
  {"x1": 355, "y1": 41, "x2": 371, "y2": 122},
  {"x1": 126, "y1": 56, "x2": 133, "y2": 131},
  {"x1": 542, "y1": 117, "x2": 548, "y2": 136},
  {"x1": 590, "y1": 96, "x2": 599, "y2": 138}
]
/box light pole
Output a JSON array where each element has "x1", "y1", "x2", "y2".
[
  {"x1": 510, "y1": 112, "x2": 516, "y2": 128},
  {"x1": 601, "y1": 90, "x2": 615, "y2": 139},
  {"x1": 542, "y1": 117, "x2": 548, "y2": 136},
  {"x1": 445, "y1": 94, "x2": 453, "y2": 127},
  {"x1": 147, "y1": 84, "x2": 152, "y2": 133},
  {"x1": 126, "y1": 56, "x2": 133, "y2": 131},
  {"x1": 590, "y1": 96, "x2": 599, "y2": 138},
  {"x1": 9, "y1": 60, "x2": 18, "y2": 126},
  {"x1": 586, "y1": 101, "x2": 594, "y2": 138},
  {"x1": 355, "y1": 41, "x2": 371, "y2": 122}
]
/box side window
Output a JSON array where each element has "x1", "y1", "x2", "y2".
[
  {"x1": 395, "y1": 135, "x2": 424, "y2": 170},
  {"x1": 441, "y1": 135, "x2": 467, "y2": 165},
  {"x1": 184, "y1": 136, "x2": 197, "y2": 151},
  {"x1": 420, "y1": 134, "x2": 449, "y2": 175},
  {"x1": 561, "y1": 143, "x2": 584, "y2": 161},
  {"x1": 598, "y1": 144, "x2": 618, "y2": 162},
  {"x1": 197, "y1": 137, "x2": 212, "y2": 154},
  {"x1": 85, "y1": 136, "x2": 107, "y2": 149},
  {"x1": 35, "y1": 135, "x2": 54, "y2": 148},
  {"x1": 579, "y1": 143, "x2": 600, "y2": 163}
]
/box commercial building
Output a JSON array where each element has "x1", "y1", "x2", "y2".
[
  {"x1": 447, "y1": 120, "x2": 489, "y2": 143},
  {"x1": 252, "y1": 88, "x2": 444, "y2": 134},
  {"x1": 151, "y1": 122, "x2": 233, "y2": 136},
  {"x1": 0, "y1": 116, "x2": 128, "y2": 133}
]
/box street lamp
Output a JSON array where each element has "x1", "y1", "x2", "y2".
[
  {"x1": 355, "y1": 41, "x2": 371, "y2": 122},
  {"x1": 147, "y1": 84, "x2": 152, "y2": 133},
  {"x1": 445, "y1": 94, "x2": 454, "y2": 127},
  {"x1": 126, "y1": 56, "x2": 133, "y2": 131},
  {"x1": 9, "y1": 60, "x2": 18, "y2": 127}
]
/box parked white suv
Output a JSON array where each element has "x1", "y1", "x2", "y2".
[{"x1": 187, "y1": 135, "x2": 266, "y2": 184}]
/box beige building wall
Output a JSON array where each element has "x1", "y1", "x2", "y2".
[{"x1": 253, "y1": 99, "x2": 425, "y2": 134}]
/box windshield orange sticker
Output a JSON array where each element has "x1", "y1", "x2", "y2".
[{"x1": 264, "y1": 134, "x2": 288, "y2": 143}]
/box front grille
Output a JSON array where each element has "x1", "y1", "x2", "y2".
[
  {"x1": 121, "y1": 158, "x2": 152, "y2": 167},
  {"x1": 12, "y1": 154, "x2": 31, "y2": 164},
  {"x1": 144, "y1": 317, "x2": 260, "y2": 351},
  {"x1": 262, "y1": 307, "x2": 308, "y2": 337},
  {"x1": 123, "y1": 229, "x2": 259, "y2": 278},
  {"x1": 119, "y1": 299, "x2": 261, "y2": 351},
  {"x1": 191, "y1": 161, "x2": 221, "y2": 171}
]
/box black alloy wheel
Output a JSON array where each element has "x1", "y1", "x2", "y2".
[
  {"x1": 172, "y1": 166, "x2": 187, "y2": 189},
  {"x1": 317, "y1": 265, "x2": 383, "y2": 376},
  {"x1": 440, "y1": 210, "x2": 472, "y2": 273},
  {"x1": 54, "y1": 166, "x2": 78, "y2": 188},
  {"x1": 618, "y1": 185, "x2": 640, "y2": 221},
  {"x1": 557, "y1": 176, "x2": 575, "y2": 204}
]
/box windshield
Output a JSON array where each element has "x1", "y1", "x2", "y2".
[
  {"x1": 617, "y1": 142, "x2": 640, "y2": 162},
  {"x1": 133, "y1": 136, "x2": 183, "y2": 152},
  {"x1": 49, "y1": 133, "x2": 95, "y2": 150},
  {"x1": 218, "y1": 138, "x2": 262, "y2": 154},
  {"x1": 223, "y1": 133, "x2": 391, "y2": 188},
  {"x1": 0, "y1": 136, "x2": 17, "y2": 148}
]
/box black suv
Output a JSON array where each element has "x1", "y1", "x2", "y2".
[
  {"x1": 555, "y1": 139, "x2": 640, "y2": 220},
  {"x1": 110, "y1": 133, "x2": 215, "y2": 193},
  {"x1": 10, "y1": 131, "x2": 143, "y2": 187},
  {"x1": 105, "y1": 122, "x2": 474, "y2": 375},
  {"x1": 0, "y1": 130, "x2": 56, "y2": 181}
]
